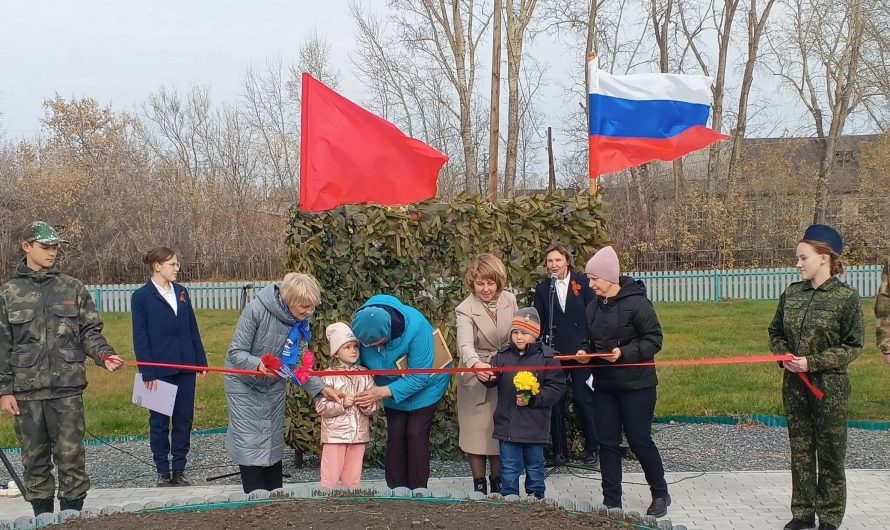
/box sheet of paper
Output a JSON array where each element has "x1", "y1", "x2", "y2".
[{"x1": 132, "y1": 373, "x2": 178, "y2": 416}]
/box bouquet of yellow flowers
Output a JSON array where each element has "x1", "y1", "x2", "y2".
[{"x1": 513, "y1": 371, "x2": 540, "y2": 402}]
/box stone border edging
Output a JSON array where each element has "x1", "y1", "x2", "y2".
[{"x1": 0, "y1": 485, "x2": 689, "y2": 530}]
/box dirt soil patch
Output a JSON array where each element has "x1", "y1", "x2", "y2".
[{"x1": 56, "y1": 498, "x2": 641, "y2": 530}]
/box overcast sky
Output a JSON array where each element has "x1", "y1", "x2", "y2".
[
  {"x1": 0, "y1": 0, "x2": 371, "y2": 135},
  {"x1": 1, "y1": 0, "x2": 858, "y2": 148}
]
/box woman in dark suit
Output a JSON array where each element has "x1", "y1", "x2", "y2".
[
  {"x1": 533, "y1": 243, "x2": 598, "y2": 466},
  {"x1": 131, "y1": 247, "x2": 207, "y2": 487}
]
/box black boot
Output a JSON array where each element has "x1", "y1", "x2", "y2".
[
  {"x1": 489, "y1": 475, "x2": 501, "y2": 494},
  {"x1": 472, "y1": 477, "x2": 487, "y2": 495},
  {"x1": 31, "y1": 498, "x2": 54, "y2": 516},
  {"x1": 646, "y1": 494, "x2": 671, "y2": 518},
  {"x1": 171, "y1": 470, "x2": 190, "y2": 486},
  {"x1": 783, "y1": 519, "x2": 815, "y2": 530},
  {"x1": 157, "y1": 471, "x2": 172, "y2": 486},
  {"x1": 59, "y1": 498, "x2": 84, "y2": 512}
]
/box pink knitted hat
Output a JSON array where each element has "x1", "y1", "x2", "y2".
[
  {"x1": 584, "y1": 246, "x2": 620, "y2": 283},
  {"x1": 326, "y1": 322, "x2": 357, "y2": 356}
]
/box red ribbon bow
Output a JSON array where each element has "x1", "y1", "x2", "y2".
[
  {"x1": 294, "y1": 350, "x2": 315, "y2": 384},
  {"x1": 570, "y1": 280, "x2": 582, "y2": 296}
]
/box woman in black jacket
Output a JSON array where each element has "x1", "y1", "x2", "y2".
[{"x1": 579, "y1": 246, "x2": 670, "y2": 517}]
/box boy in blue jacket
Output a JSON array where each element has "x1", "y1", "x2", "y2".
[{"x1": 479, "y1": 307, "x2": 565, "y2": 498}]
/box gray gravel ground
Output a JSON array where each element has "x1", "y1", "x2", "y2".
[{"x1": 1, "y1": 423, "x2": 887, "y2": 490}]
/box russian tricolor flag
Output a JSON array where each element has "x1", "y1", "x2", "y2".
[{"x1": 588, "y1": 58, "x2": 729, "y2": 179}]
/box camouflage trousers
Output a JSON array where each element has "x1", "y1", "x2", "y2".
[
  {"x1": 782, "y1": 371, "x2": 849, "y2": 527},
  {"x1": 13, "y1": 395, "x2": 89, "y2": 502}
]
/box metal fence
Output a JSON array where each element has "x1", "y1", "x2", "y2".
[
  {"x1": 89, "y1": 282, "x2": 271, "y2": 313},
  {"x1": 88, "y1": 266, "x2": 884, "y2": 312},
  {"x1": 632, "y1": 266, "x2": 883, "y2": 302}
]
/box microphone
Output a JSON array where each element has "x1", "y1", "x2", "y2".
[{"x1": 550, "y1": 272, "x2": 558, "y2": 291}]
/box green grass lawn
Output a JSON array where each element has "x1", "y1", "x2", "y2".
[{"x1": 1, "y1": 301, "x2": 886, "y2": 447}]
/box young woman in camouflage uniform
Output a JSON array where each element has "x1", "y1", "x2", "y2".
[{"x1": 769, "y1": 224, "x2": 864, "y2": 530}]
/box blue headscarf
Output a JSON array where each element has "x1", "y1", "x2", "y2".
[{"x1": 278, "y1": 297, "x2": 312, "y2": 368}]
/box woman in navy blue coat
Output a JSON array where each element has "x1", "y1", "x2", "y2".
[
  {"x1": 533, "y1": 244, "x2": 598, "y2": 465},
  {"x1": 131, "y1": 247, "x2": 207, "y2": 487}
]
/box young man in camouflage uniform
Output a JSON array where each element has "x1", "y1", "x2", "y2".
[
  {"x1": 877, "y1": 257, "x2": 890, "y2": 365},
  {"x1": 0, "y1": 222, "x2": 124, "y2": 516}
]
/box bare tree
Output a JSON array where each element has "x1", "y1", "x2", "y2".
[
  {"x1": 503, "y1": 0, "x2": 539, "y2": 198},
  {"x1": 539, "y1": 0, "x2": 631, "y2": 190},
  {"x1": 515, "y1": 58, "x2": 547, "y2": 192},
  {"x1": 351, "y1": 3, "x2": 422, "y2": 135},
  {"x1": 296, "y1": 31, "x2": 342, "y2": 90},
  {"x1": 647, "y1": 0, "x2": 690, "y2": 200},
  {"x1": 857, "y1": 0, "x2": 890, "y2": 129},
  {"x1": 650, "y1": 0, "x2": 675, "y2": 72},
  {"x1": 389, "y1": 0, "x2": 492, "y2": 193},
  {"x1": 350, "y1": 2, "x2": 466, "y2": 197},
  {"x1": 768, "y1": 0, "x2": 867, "y2": 223},
  {"x1": 727, "y1": 0, "x2": 776, "y2": 182},
  {"x1": 678, "y1": 0, "x2": 741, "y2": 191},
  {"x1": 138, "y1": 86, "x2": 215, "y2": 183},
  {"x1": 242, "y1": 59, "x2": 300, "y2": 193},
  {"x1": 488, "y1": 0, "x2": 503, "y2": 199}
]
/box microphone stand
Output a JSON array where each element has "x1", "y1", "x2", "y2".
[
  {"x1": 544, "y1": 272, "x2": 598, "y2": 478},
  {"x1": 546, "y1": 275, "x2": 556, "y2": 348}
]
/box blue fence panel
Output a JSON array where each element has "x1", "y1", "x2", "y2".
[
  {"x1": 626, "y1": 266, "x2": 882, "y2": 303},
  {"x1": 87, "y1": 267, "x2": 883, "y2": 312},
  {"x1": 88, "y1": 282, "x2": 271, "y2": 313}
]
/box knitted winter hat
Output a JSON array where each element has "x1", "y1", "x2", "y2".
[
  {"x1": 802, "y1": 224, "x2": 843, "y2": 255},
  {"x1": 584, "y1": 245, "x2": 620, "y2": 283},
  {"x1": 326, "y1": 322, "x2": 357, "y2": 356},
  {"x1": 511, "y1": 307, "x2": 541, "y2": 338},
  {"x1": 351, "y1": 306, "x2": 391, "y2": 345}
]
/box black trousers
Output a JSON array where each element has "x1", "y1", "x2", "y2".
[
  {"x1": 550, "y1": 366, "x2": 598, "y2": 457},
  {"x1": 383, "y1": 403, "x2": 438, "y2": 489},
  {"x1": 239, "y1": 460, "x2": 283, "y2": 494},
  {"x1": 594, "y1": 386, "x2": 667, "y2": 507}
]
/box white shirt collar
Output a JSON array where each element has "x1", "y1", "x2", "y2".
[{"x1": 151, "y1": 278, "x2": 174, "y2": 294}]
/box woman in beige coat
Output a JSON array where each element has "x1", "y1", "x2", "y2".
[{"x1": 455, "y1": 254, "x2": 518, "y2": 494}]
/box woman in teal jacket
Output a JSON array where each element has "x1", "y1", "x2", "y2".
[{"x1": 352, "y1": 294, "x2": 450, "y2": 489}]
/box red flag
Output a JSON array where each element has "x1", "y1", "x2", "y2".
[{"x1": 299, "y1": 73, "x2": 447, "y2": 212}]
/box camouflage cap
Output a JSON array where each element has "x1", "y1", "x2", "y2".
[{"x1": 27, "y1": 221, "x2": 68, "y2": 245}]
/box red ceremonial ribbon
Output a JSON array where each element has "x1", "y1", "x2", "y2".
[
  {"x1": 125, "y1": 360, "x2": 262, "y2": 377},
  {"x1": 128, "y1": 353, "x2": 824, "y2": 399},
  {"x1": 796, "y1": 373, "x2": 825, "y2": 400},
  {"x1": 127, "y1": 354, "x2": 795, "y2": 376}
]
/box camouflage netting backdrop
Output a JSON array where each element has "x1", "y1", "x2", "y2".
[{"x1": 284, "y1": 191, "x2": 609, "y2": 461}]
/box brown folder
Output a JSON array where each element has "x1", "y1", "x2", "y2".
[{"x1": 395, "y1": 328, "x2": 454, "y2": 375}]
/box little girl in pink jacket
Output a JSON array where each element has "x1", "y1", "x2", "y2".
[{"x1": 316, "y1": 322, "x2": 378, "y2": 488}]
